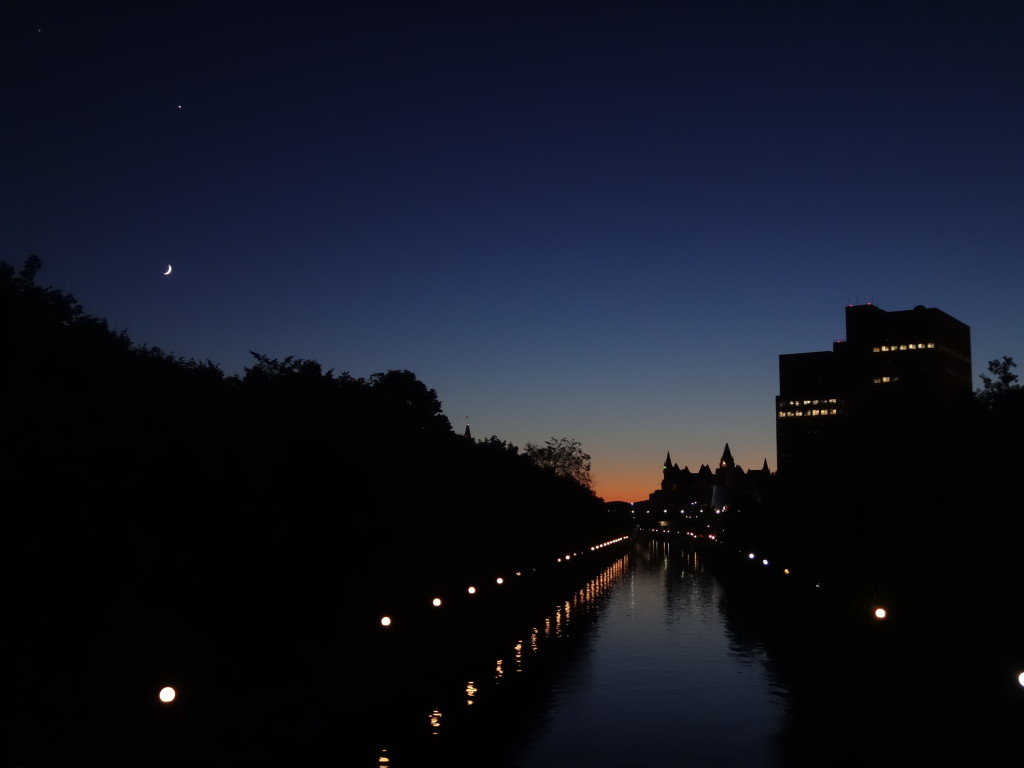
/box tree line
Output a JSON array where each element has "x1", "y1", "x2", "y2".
[{"x1": 2, "y1": 257, "x2": 619, "y2": 641}]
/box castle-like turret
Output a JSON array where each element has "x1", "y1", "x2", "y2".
[
  {"x1": 654, "y1": 443, "x2": 772, "y2": 511},
  {"x1": 719, "y1": 443, "x2": 735, "y2": 470}
]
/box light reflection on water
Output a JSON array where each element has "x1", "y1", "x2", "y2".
[
  {"x1": 374, "y1": 554, "x2": 629, "y2": 764},
  {"x1": 373, "y1": 543, "x2": 788, "y2": 767},
  {"x1": 511, "y1": 539, "x2": 787, "y2": 768}
]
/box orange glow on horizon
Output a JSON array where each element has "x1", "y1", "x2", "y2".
[
  {"x1": 594, "y1": 474, "x2": 667, "y2": 503},
  {"x1": 593, "y1": 456, "x2": 776, "y2": 503},
  {"x1": 594, "y1": 475, "x2": 659, "y2": 504}
]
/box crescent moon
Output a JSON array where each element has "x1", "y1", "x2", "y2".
[{"x1": 163, "y1": 264, "x2": 173, "y2": 276}]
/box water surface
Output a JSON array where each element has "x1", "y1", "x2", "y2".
[{"x1": 507, "y1": 539, "x2": 787, "y2": 767}]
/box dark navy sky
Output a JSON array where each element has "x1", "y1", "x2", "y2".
[{"x1": 5, "y1": 1, "x2": 1022, "y2": 500}]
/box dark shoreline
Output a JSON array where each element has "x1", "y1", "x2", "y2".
[{"x1": 698, "y1": 536, "x2": 1024, "y2": 767}]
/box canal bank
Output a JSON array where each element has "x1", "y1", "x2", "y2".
[
  {"x1": 694, "y1": 533, "x2": 1024, "y2": 766},
  {"x1": 346, "y1": 535, "x2": 635, "y2": 764}
]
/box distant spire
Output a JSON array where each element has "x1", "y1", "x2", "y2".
[
  {"x1": 664, "y1": 451, "x2": 672, "y2": 470},
  {"x1": 720, "y1": 443, "x2": 734, "y2": 469},
  {"x1": 761, "y1": 457, "x2": 770, "y2": 473},
  {"x1": 464, "y1": 417, "x2": 472, "y2": 440}
]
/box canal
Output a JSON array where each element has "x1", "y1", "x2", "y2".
[
  {"x1": 360, "y1": 534, "x2": 1022, "y2": 767},
  {"x1": 363, "y1": 537, "x2": 790, "y2": 766}
]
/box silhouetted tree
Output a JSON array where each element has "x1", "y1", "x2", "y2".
[
  {"x1": 368, "y1": 369, "x2": 452, "y2": 435},
  {"x1": 476, "y1": 435, "x2": 520, "y2": 456},
  {"x1": 524, "y1": 436, "x2": 593, "y2": 490},
  {"x1": 977, "y1": 356, "x2": 1020, "y2": 408},
  {"x1": 243, "y1": 351, "x2": 335, "y2": 384}
]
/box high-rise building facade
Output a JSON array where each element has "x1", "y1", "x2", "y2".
[{"x1": 776, "y1": 303, "x2": 972, "y2": 476}]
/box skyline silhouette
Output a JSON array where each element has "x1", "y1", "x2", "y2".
[{"x1": 5, "y1": 2, "x2": 1022, "y2": 500}]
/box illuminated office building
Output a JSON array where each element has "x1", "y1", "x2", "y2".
[{"x1": 776, "y1": 303, "x2": 972, "y2": 476}]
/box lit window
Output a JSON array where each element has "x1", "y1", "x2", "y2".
[
  {"x1": 899, "y1": 345, "x2": 907, "y2": 350},
  {"x1": 829, "y1": 409, "x2": 838, "y2": 415},
  {"x1": 872, "y1": 347, "x2": 880, "y2": 353},
  {"x1": 778, "y1": 411, "x2": 786, "y2": 418},
  {"x1": 802, "y1": 400, "x2": 811, "y2": 405},
  {"x1": 882, "y1": 376, "x2": 891, "y2": 383},
  {"x1": 927, "y1": 342, "x2": 935, "y2": 348},
  {"x1": 908, "y1": 344, "x2": 916, "y2": 350}
]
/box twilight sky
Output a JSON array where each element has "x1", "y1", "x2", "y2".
[{"x1": 4, "y1": 1, "x2": 1022, "y2": 502}]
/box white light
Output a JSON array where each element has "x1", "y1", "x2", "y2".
[
  {"x1": 874, "y1": 607, "x2": 887, "y2": 620},
  {"x1": 1017, "y1": 672, "x2": 1024, "y2": 688},
  {"x1": 495, "y1": 577, "x2": 504, "y2": 585},
  {"x1": 467, "y1": 586, "x2": 477, "y2": 595},
  {"x1": 432, "y1": 598, "x2": 442, "y2": 607},
  {"x1": 762, "y1": 559, "x2": 769, "y2": 566},
  {"x1": 748, "y1": 553, "x2": 755, "y2": 559},
  {"x1": 380, "y1": 616, "x2": 392, "y2": 627},
  {"x1": 159, "y1": 686, "x2": 176, "y2": 703}
]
